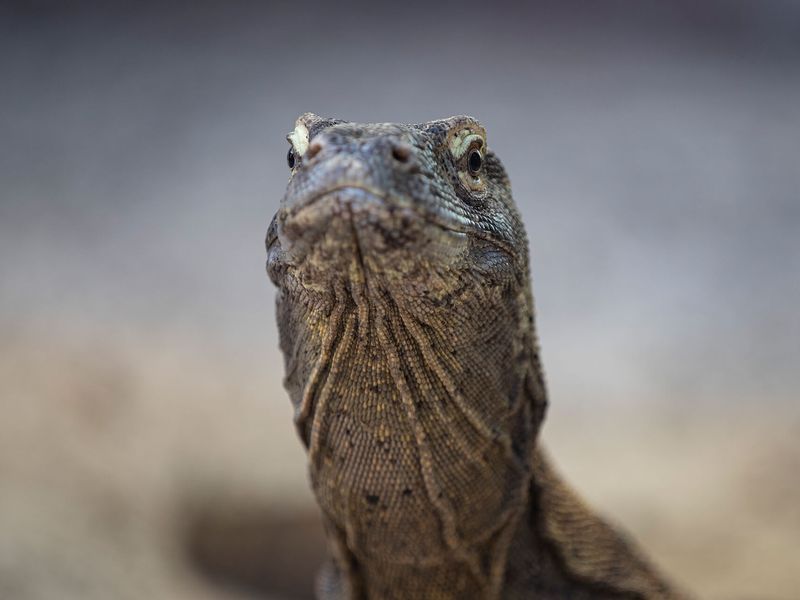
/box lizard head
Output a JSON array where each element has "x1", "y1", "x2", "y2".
[{"x1": 267, "y1": 113, "x2": 529, "y2": 300}]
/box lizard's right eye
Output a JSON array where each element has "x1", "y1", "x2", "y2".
[{"x1": 287, "y1": 148, "x2": 297, "y2": 169}]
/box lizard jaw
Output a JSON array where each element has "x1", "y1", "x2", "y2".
[{"x1": 274, "y1": 186, "x2": 469, "y2": 287}]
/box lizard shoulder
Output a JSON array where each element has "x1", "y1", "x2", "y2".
[{"x1": 532, "y1": 449, "x2": 689, "y2": 599}]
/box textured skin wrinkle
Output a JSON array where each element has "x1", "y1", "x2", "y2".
[
  {"x1": 374, "y1": 297, "x2": 480, "y2": 578},
  {"x1": 393, "y1": 302, "x2": 523, "y2": 475},
  {"x1": 308, "y1": 302, "x2": 357, "y2": 467},
  {"x1": 295, "y1": 289, "x2": 346, "y2": 446},
  {"x1": 396, "y1": 306, "x2": 517, "y2": 476},
  {"x1": 267, "y1": 114, "x2": 690, "y2": 599}
]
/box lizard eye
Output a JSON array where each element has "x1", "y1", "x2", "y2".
[
  {"x1": 287, "y1": 148, "x2": 297, "y2": 169},
  {"x1": 467, "y1": 149, "x2": 483, "y2": 175}
]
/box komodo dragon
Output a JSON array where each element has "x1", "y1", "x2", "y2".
[{"x1": 266, "y1": 114, "x2": 688, "y2": 599}]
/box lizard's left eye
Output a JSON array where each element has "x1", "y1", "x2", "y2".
[
  {"x1": 287, "y1": 148, "x2": 297, "y2": 169},
  {"x1": 467, "y1": 149, "x2": 483, "y2": 175}
]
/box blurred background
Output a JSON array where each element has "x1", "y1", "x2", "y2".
[{"x1": 1, "y1": 1, "x2": 799, "y2": 598}]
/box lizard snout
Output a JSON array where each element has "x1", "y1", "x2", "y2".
[{"x1": 302, "y1": 133, "x2": 419, "y2": 174}]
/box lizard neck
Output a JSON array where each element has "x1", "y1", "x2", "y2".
[
  {"x1": 293, "y1": 286, "x2": 543, "y2": 599},
  {"x1": 316, "y1": 454, "x2": 584, "y2": 600}
]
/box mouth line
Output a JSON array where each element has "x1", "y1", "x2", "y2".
[
  {"x1": 279, "y1": 185, "x2": 517, "y2": 261},
  {"x1": 283, "y1": 184, "x2": 474, "y2": 238}
]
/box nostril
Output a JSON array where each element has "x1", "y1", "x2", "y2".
[
  {"x1": 391, "y1": 144, "x2": 412, "y2": 164},
  {"x1": 306, "y1": 141, "x2": 322, "y2": 160}
]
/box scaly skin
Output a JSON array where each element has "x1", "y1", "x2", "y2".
[{"x1": 266, "y1": 114, "x2": 688, "y2": 599}]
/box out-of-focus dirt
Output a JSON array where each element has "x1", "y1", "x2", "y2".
[{"x1": 1, "y1": 324, "x2": 798, "y2": 600}]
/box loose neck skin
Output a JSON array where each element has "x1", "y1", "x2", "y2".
[{"x1": 279, "y1": 275, "x2": 545, "y2": 600}]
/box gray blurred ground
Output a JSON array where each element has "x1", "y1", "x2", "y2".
[{"x1": 1, "y1": 1, "x2": 799, "y2": 598}]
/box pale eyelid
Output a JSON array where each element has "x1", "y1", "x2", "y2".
[
  {"x1": 449, "y1": 129, "x2": 485, "y2": 159},
  {"x1": 287, "y1": 122, "x2": 309, "y2": 157}
]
